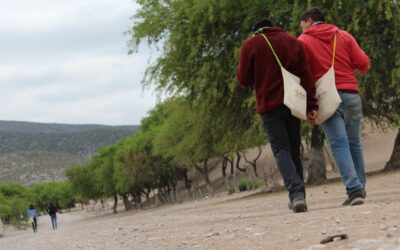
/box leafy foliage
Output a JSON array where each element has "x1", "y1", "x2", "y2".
[
  {"x1": 29, "y1": 181, "x2": 74, "y2": 211},
  {"x1": 65, "y1": 163, "x2": 102, "y2": 202},
  {"x1": 0, "y1": 183, "x2": 29, "y2": 227},
  {"x1": 0, "y1": 181, "x2": 74, "y2": 227},
  {"x1": 236, "y1": 178, "x2": 264, "y2": 192}
]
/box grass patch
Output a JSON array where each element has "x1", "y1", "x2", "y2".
[{"x1": 229, "y1": 178, "x2": 265, "y2": 194}]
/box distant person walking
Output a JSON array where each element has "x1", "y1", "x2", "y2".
[
  {"x1": 47, "y1": 203, "x2": 58, "y2": 230},
  {"x1": 27, "y1": 204, "x2": 38, "y2": 232},
  {"x1": 238, "y1": 19, "x2": 318, "y2": 212},
  {"x1": 298, "y1": 7, "x2": 370, "y2": 206}
]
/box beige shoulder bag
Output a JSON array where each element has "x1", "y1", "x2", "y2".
[
  {"x1": 260, "y1": 33, "x2": 307, "y2": 120},
  {"x1": 315, "y1": 33, "x2": 342, "y2": 125}
]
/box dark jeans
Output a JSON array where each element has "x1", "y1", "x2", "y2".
[
  {"x1": 32, "y1": 217, "x2": 37, "y2": 232},
  {"x1": 50, "y1": 214, "x2": 57, "y2": 230},
  {"x1": 261, "y1": 105, "x2": 305, "y2": 201}
]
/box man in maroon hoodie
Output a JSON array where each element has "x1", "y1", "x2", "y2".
[
  {"x1": 238, "y1": 19, "x2": 318, "y2": 213},
  {"x1": 299, "y1": 7, "x2": 370, "y2": 206}
]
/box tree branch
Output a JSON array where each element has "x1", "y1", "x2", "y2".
[{"x1": 236, "y1": 152, "x2": 246, "y2": 172}]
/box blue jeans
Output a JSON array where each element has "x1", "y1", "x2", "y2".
[
  {"x1": 321, "y1": 92, "x2": 366, "y2": 196},
  {"x1": 50, "y1": 214, "x2": 57, "y2": 230},
  {"x1": 261, "y1": 105, "x2": 305, "y2": 201}
]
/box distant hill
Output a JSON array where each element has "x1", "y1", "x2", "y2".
[{"x1": 0, "y1": 120, "x2": 139, "y2": 185}]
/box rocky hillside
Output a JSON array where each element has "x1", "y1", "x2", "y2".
[{"x1": 0, "y1": 120, "x2": 139, "y2": 185}]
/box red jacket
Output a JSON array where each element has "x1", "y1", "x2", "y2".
[
  {"x1": 238, "y1": 27, "x2": 317, "y2": 114},
  {"x1": 298, "y1": 24, "x2": 370, "y2": 93}
]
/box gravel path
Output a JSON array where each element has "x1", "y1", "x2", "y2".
[{"x1": 1, "y1": 170, "x2": 400, "y2": 250}]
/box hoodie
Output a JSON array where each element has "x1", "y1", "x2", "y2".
[
  {"x1": 238, "y1": 27, "x2": 318, "y2": 114},
  {"x1": 28, "y1": 208, "x2": 38, "y2": 218},
  {"x1": 298, "y1": 24, "x2": 370, "y2": 93}
]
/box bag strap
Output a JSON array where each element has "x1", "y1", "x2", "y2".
[
  {"x1": 332, "y1": 32, "x2": 337, "y2": 66},
  {"x1": 259, "y1": 32, "x2": 283, "y2": 68}
]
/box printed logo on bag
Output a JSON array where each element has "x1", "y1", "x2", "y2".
[
  {"x1": 317, "y1": 90, "x2": 328, "y2": 100},
  {"x1": 296, "y1": 90, "x2": 306, "y2": 100}
]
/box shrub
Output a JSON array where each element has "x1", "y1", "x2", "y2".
[
  {"x1": 234, "y1": 178, "x2": 265, "y2": 193},
  {"x1": 0, "y1": 192, "x2": 28, "y2": 228},
  {"x1": 228, "y1": 182, "x2": 236, "y2": 194}
]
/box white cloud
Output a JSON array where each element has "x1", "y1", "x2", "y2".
[
  {"x1": 0, "y1": 0, "x2": 139, "y2": 33},
  {"x1": 0, "y1": 0, "x2": 158, "y2": 125}
]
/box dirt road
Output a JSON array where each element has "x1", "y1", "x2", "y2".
[{"x1": 1, "y1": 170, "x2": 400, "y2": 250}]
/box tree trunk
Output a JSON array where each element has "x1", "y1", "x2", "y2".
[
  {"x1": 122, "y1": 193, "x2": 131, "y2": 210},
  {"x1": 384, "y1": 128, "x2": 400, "y2": 170},
  {"x1": 157, "y1": 189, "x2": 164, "y2": 204},
  {"x1": 113, "y1": 194, "x2": 118, "y2": 214},
  {"x1": 229, "y1": 157, "x2": 234, "y2": 177},
  {"x1": 307, "y1": 126, "x2": 327, "y2": 184},
  {"x1": 137, "y1": 194, "x2": 143, "y2": 208},
  {"x1": 243, "y1": 146, "x2": 262, "y2": 178},
  {"x1": 235, "y1": 152, "x2": 246, "y2": 172},
  {"x1": 172, "y1": 185, "x2": 177, "y2": 202},
  {"x1": 203, "y1": 159, "x2": 214, "y2": 196},
  {"x1": 222, "y1": 156, "x2": 228, "y2": 184},
  {"x1": 182, "y1": 168, "x2": 191, "y2": 189},
  {"x1": 223, "y1": 155, "x2": 235, "y2": 184}
]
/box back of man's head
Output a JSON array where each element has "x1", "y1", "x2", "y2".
[
  {"x1": 252, "y1": 19, "x2": 274, "y2": 33},
  {"x1": 300, "y1": 7, "x2": 325, "y2": 22}
]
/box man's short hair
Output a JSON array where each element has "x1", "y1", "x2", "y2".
[
  {"x1": 300, "y1": 7, "x2": 325, "y2": 22},
  {"x1": 252, "y1": 19, "x2": 274, "y2": 33}
]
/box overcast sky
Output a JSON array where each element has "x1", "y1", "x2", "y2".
[{"x1": 0, "y1": 0, "x2": 158, "y2": 125}]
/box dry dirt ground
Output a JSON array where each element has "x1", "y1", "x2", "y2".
[
  {"x1": 0, "y1": 127, "x2": 398, "y2": 250},
  {"x1": 0, "y1": 170, "x2": 400, "y2": 250}
]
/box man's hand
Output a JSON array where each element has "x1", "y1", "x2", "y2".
[{"x1": 307, "y1": 110, "x2": 318, "y2": 125}]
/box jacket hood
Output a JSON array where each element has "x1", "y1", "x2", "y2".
[
  {"x1": 302, "y1": 23, "x2": 339, "y2": 43},
  {"x1": 255, "y1": 27, "x2": 284, "y2": 35}
]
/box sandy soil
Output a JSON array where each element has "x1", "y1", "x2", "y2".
[
  {"x1": 0, "y1": 170, "x2": 399, "y2": 250},
  {"x1": 0, "y1": 127, "x2": 398, "y2": 250}
]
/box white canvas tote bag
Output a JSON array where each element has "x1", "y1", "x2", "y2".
[
  {"x1": 315, "y1": 33, "x2": 342, "y2": 125},
  {"x1": 260, "y1": 33, "x2": 307, "y2": 120}
]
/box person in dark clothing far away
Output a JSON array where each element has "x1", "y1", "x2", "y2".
[
  {"x1": 237, "y1": 19, "x2": 318, "y2": 213},
  {"x1": 27, "y1": 204, "x2": 38, "y2": 232},
  {"x1": 298, "y1": 7, "x2": 370, "y2": 206},
  {"x1": 47, "y1": 203, "x2": 58, "y2": 230}
]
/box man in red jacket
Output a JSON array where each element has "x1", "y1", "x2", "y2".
[
  {"x1": 238, "y1": 19, "x2": 318, "y2": 213},
  {"x1": 299, "y1": 7, "x2": 370, "y2": 206}
]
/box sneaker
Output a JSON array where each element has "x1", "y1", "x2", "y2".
[
  {"x1": 288, "y1": 201, "x2": 308, "y2": 211},
  {"x1": 362, "y1": 189, "x2": 366, "y2": 199},
  {"x1": 290, "y1": 194, "x2": 307, "y2": 213},
  {"x1": 342, "y1": 191, "x2": 364, "y2": 206}
]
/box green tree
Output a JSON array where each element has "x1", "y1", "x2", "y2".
[
  {"x1": 29, "y1": 181, "x2": 74, "y2": 211},
  {"x1": 150, "y1": 98, "x2": 224, "y2": 196},
  {"x1": 95, "y1": 146, "x2": 120, "y2": 213},
  {"x1": 0, "y1": 182, "x2": 29, "y2": 227},
  {"x1": 126, "y1": 109, "x2": 184, "y2": 203},
  {"x1": 66, "y1": 162, "x2": 103, "y2": 205}
]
